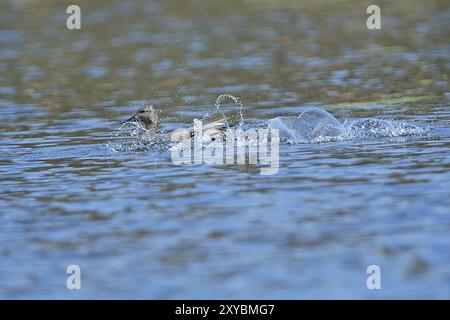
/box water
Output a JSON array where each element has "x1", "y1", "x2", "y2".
[
  {"x1": 269, "y1": 108, "x2": 429, "y2": 143},
  {"x1": 0, "y1": 0, "x2": 449, "y2": 299},
  {"x1": 213, "y1": 94, "x2": 245, "y2": 127}
]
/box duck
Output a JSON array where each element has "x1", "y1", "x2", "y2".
[
  {"x1": 123, "y1": 105, "x2": 159, "y2": 132},
  {"x1": 123, "y1": 105, "x2": 230, "y2": 142}
]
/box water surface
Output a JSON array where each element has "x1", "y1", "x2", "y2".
[{"x1": 0, "y1": 0, "x2": 449, "y2": 298}]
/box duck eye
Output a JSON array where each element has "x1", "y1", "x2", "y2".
[{"x1": 139, "y1": 110, "x2": 145, "y2": 113}]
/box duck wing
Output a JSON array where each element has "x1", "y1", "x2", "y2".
[{"x1": 188, "y1": 120, "x2": 227, "y2": 141}]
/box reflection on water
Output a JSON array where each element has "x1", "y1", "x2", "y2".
[{"x1": 0, "y1": 0, "x2": 449, "y2": 298}]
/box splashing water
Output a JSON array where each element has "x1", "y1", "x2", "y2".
[
  {"x1": 343, "y1": 118, "x2": 429, "y2": 140},
  {"x1": 107, "y1": 122, "x2": 170, "y2": 152},
  {"x1": 109, "y1": 98, "x2": 430, "y2": 153},
  {"x1": 213, "y1": 93, "x2": 245, "y2": 128},
  {"x1": 268, "y1": 108, "x2": 429, "y2": 144}
]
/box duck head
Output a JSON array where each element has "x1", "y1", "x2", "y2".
[{"x1": 123, "y1": 105, "x2": 159, "y2": 132}]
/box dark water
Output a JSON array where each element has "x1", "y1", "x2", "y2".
[{"x1": 0, "y1": 0, "x2": 449, "y2": 298}]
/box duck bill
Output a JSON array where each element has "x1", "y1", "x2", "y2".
[{"x1": 122, "y1": 115, "x2": 138, "y2": 124}]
